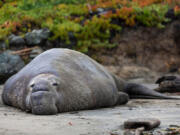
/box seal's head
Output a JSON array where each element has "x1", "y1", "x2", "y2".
[{"x1": 26, "y1": 74, "x2": 60, "y2": 115}]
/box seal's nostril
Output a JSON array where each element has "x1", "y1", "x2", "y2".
[
  {"x1": 30, "y1": 84, "x2": 35, "y2": 88},
  {"x1": 52, "y1": 83, "x2": 58, "y2": 86}
]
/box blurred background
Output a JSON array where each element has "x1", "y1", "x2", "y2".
[{"x1": 0, "y1": 0, "x2": 180, "y2": 84}]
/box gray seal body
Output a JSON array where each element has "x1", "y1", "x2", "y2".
[{"x1": 2, "y1": 49, "x2": 175, "y2": 115}]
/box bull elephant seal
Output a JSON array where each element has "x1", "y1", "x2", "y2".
[{"x1": 2, "y1": 49, "x2": 177, "y2": 115}]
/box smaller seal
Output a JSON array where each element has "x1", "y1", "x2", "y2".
[{"x1": 155, "y1": 75, "x2": 180, "y2": 93}]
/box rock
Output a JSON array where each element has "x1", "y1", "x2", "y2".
[
  {"x1": 24, "y1": 28, "x2": 50, "y2": 46},
  {"x1": 124, "y1": 128, "x2": 144, "y2": 135},
  {"x1": 49, "y1": 32, "x2": 77, "y2": 49},
  {"x1": 124, "y1": 118, "x2": 161, "y2": 130},
  {"x1": 0, "y1": 51, "x2": 25, "y2": 84},
  {"x1": 8, "y1": 34, "x2": 25, "y2": 46},
  {"x1": 45, "y1": 40, "x2": 53, "y2": 49},
  {"x1": 29, "y1": 47, "x2": 43, "y2": 59},
  {"x1": 0, "y1": 41, "x2": 7, "y2": 50},
  {"x1": 123, "y1": 130, "x2": 135, "y2": 135}
]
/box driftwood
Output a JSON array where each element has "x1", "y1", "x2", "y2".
[{"x1": 11, "y1": 46, "x2": 38, "y2": 56}]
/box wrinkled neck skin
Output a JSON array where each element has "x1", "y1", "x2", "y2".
[{"x1": 25, "y1": 73, "x2": 63, "y2": 115}]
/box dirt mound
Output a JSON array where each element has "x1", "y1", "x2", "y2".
[{"x1": 92, "y1": 20, "x2": 180, "y2": 74}]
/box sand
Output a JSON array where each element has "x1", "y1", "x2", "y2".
[{"x1": 0, "y1": 85, "x2": 180, "y2": 135}]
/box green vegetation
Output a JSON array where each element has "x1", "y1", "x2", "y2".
[
  {"x1": 20, "y1": 0, "x2": 85, "y2": 10},
  {"x1": 134, "y1": 5, "x2": 170, "y2": 28},
  {"x1": 0, "y1": 0, "x2": 179, "y2": 52}
]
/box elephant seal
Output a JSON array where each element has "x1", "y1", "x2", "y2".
[
  {"x1": 155, "y1": 75, "x2": 180, "y2": 93},
  {"x1": 2, "y1": 49, "x2": 178, "y2": 115}
]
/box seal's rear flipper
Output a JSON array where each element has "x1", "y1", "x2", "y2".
[
  {"x1": 155, "y1": 75, "x2": 180, "y2": 93},
  {"x1": 123, "y1": 83, "x2": 180, "y2": 99}
]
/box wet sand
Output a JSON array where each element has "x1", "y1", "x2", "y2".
[{"x1": 0, "y1": 85, "x2": 180, "y2": 135}]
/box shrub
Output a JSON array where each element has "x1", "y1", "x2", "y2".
[
  {"x1": 20, "y1": 0, "x2": 85, "y2": 10},
  {"x1": 134, "y1": 4, "x2": 170, "y2": 28},
  {"x1": 0, "y1": 0, "x2": 179, "y2": 52}
]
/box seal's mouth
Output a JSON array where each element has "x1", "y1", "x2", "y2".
[
  {"x1": 29, "y1": 91, "x2": 58, "y2": 115},
  {"x1": 32, "y1": 88, "x2": 49, "y2": 93}
]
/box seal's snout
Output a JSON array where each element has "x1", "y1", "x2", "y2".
[
  {"x1": 30, "y1": 91, "x2": 58, "y2": 115},
  {"x1": 30, "y1": 82, "x2": 50, "y2": 93}
]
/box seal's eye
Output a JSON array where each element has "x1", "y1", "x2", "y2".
[
  {"x1": 30, "y1": 84, "x2": 35, "y2": 88},
  {"x1": 52, "y1": 83, "x2": 58, "y2": 86}
]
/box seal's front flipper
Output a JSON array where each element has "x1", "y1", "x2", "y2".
[
  {"x1": 123, "y1": 83, "x2": 180, "y2": 99},
  {"x1": 116, "y1": 92, "x2": 129, "y2": 105},
  {"x1": 155, "y1": 75, "x2": 180, "y2": 93}
]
